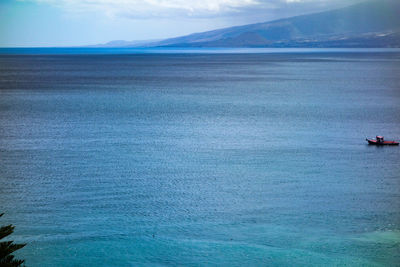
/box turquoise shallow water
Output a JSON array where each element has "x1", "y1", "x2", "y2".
[{"x1": 0, "y1": 51, "x2": 400, "y2": 266}]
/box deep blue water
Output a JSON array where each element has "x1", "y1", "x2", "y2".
[{"x1": 0, "y1": 50, "x2": 400, "y2": 266}]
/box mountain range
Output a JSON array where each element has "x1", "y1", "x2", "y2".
[{"x1": 99, "y1": 0, "x2": 400, "y2": 48}]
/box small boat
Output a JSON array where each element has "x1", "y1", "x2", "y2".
[{"x1": 366, "y1": 136, "x2": 399, "y2": 146}]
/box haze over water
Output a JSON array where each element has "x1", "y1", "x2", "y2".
[{"x1": 1, "y1": 50, "x2": 400, "y2": 266}]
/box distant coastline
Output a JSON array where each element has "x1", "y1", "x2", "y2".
[
  {"x1": 84, "y1": 1, "x2": 400, "y2": 49},
  {"x1": 1, "y1": 47, "x2": 400, "y2": 55}
]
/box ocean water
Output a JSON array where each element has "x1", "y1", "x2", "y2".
[{"x1": 0, "y1": 50, "x2": 400, "y2": 266}]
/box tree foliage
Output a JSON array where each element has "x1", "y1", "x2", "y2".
[{"x1": 0, "y1": 213, "x2": 26, "y2": 267}]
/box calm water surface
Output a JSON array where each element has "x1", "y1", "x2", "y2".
[{"x1": 0, "y1": 51, "x2": 400, "y2": 266}]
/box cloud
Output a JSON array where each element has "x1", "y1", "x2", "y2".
[
  {"x1": 25, "y1": 0, "x2": 259, "y2": 18},
  {"x1": 23, "y1": 0, "x2": 361, "y2": 19}
]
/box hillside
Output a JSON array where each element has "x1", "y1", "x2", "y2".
[{"x1": 143, "y1": 0, "x2": 400, "y2": 48}]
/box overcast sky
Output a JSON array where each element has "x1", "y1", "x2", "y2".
[{"x1": 0, "y1": 0, "x2": 362, "y2": 47}]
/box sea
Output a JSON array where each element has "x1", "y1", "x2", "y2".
[{"x1": 0, "y1": 48, "x2": 399, "y2": 266}]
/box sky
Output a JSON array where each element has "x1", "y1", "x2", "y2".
[{"x1": 0, "y1": 0, "x2": 362, "y2": 47}]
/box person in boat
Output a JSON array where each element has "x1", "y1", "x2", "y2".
[{"x1": 376, "y1": 136, "x2": 384, "y2": 143}]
